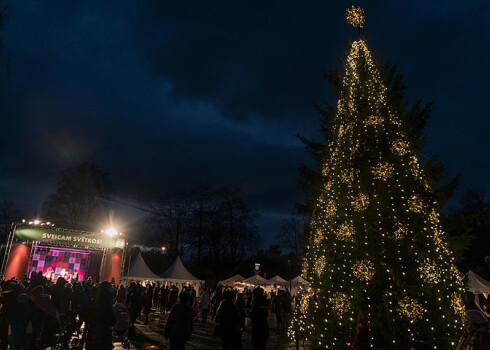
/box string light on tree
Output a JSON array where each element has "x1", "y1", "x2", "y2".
[
  {"x1": 365, "y1": 114, "x2": 383, "y2": 126},
  {"x1": 336, "y1": 222, "x2": 355, "y2": 241},
  {"x1": 393, "y1": 222, "x2": 408, "y2": 240},
  {"x1": 331, "y1": 292, "x2": 351, "y2": 316},
  {"x1": 371, "y1": 162, "x2": 394, "y2": 181},
  {"x1": 397, "y1": 296, "x2": 425, "y2": 321},
  {"x1": 408, "y1": 195, "x2": 425, "y2": 213},
  {"x1": 352, "y1": 193, "x2": 369, "y2": 211},
  {"x1": 419, "y1": 259, "x2": 442, "y2": 284},
  {"x1": 345, "y1": 6, "x2": 365, "y2": 29},
  {"x1": 352, "y1": 259, "x2": 375, "y2": 281},
  {"x1": 289, "y1": 7, "x2": 464, "y2": 348},
  {"x1": 391, "y1": 140, "x2": 409, "y2": 156}
]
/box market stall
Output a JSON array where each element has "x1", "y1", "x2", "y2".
[
  {"x1": 242, "y1": 274, "x2": 268, "y2": 287},
  {"x1": 218, "y1": 273, "x2": 245, "y2": 287}
]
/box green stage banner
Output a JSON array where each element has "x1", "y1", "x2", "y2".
[{"x1": 14, "y1": 227, "x2": 124, "y2": 249}]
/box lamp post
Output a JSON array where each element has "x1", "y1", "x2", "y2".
[
  {"x1": 288, "y1": 258, "x2": 292, "y2": 293},
  {"x1": 161, "y1": 246, "x2": 166, "y2": 272}
]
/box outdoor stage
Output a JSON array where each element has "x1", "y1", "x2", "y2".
[{"x1": 1, "y1": 222, "x2": 128, "y2": 284}]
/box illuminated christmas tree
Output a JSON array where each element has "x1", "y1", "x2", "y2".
[{"x1": 290, "y1": 7, "x2": 465, "y2": 349}]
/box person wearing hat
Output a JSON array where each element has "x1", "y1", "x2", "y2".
[{"x1": 456, "y1": 309, "x2": 490, "y2": 350}]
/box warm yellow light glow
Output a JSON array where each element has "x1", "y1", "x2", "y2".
[
  {"x1": 345, "y1": 6, "x2": 365, "y2": 28},
  {"x1": 397, "y1": 296, "x2": 424, "y2": 321}
]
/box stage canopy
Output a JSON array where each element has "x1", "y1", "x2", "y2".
[
  {"x1": 467, "y1": 270, "x2": 490, "y2": 294},
  {"x1": 268, "y1": 275, "x2": 287, "y2": 284},
  {"x1": 243, "y1": 274, "x2": 268, "y2": 285},
  {"x1": 121, "y1": 253, "x2": 161, "y2": 282},
  {"x1": 219, "y1": 274, "x2": 245, "y2": 286}
]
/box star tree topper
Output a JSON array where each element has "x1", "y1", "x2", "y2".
[{"x1": 345, "y1": 6, "x2": 365, "y2": 29}]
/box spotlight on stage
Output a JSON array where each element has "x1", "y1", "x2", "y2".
[{"x1": 105, "y1": 228, "x2": 118, "y2": 237}]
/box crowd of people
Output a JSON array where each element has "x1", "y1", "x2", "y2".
[
  {"x1": 0, "y1": 271, "x2": 117, "y2": 349},
  {"x1": 3, "y1": 270, "x2": 490, "y2": 350},
  {"x1": 0, "y1": 270, "x2": 296, "y2": 350},
  {"x1": 161, "y1": 284, "x2": 293, "y2": 350}
]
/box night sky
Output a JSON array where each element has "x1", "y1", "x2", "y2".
[{"x1": 0, "y1": 1, "x2": 488, "y2": 245}]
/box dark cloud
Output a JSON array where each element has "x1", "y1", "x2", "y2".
[{"x1": 0, "y1": 0, "x2": 488, "y2": 246}]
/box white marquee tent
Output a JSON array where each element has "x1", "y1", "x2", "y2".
[
  {"x1": 159, "y1": 256, "x2": 204, "y2": 293},
  {"x1": 467, "y1": 270, "x2": 490, "y2": 294},
  {"x1": 219, "y1": 274, "x2": 245, "y2": 286},
  {"x1": 267, "y1": 275, "x2": 287, "y2": 285},
  {"x1": 120, "y1": 252, "x2": 162, "y2": 284},
  {"x1": 289, "y1": 275, "x2": 309, "y2": 286},
  {"x1": 287, "y1": 275, "x2": 310, "y2": 294},
  {"x1": 243, "y1": 274, "x2": 268, "y2": 286}
]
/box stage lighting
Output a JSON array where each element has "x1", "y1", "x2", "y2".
[{"x1": 105, "y1": 228, "x2": 117, "y2": 237}]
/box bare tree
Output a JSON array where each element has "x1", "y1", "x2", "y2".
[
  {"x1": 188, "y1": 184, "x2": 215, "y2": 263},
  {"x1": 150, "y1": 191, "x2": 193, "y2": 260},
  {"x1": 0, "y1": 200, "x2": 22, "y2": 238},
  {"x1": 41, "y1": 163, "x2": 114, "y2": 230},
  {"x1": 217, "y1": 186, "x2": 260, "y2": 264},
  {"x1": 276, "y1": 214, "x2": 304, "y2": 255}
]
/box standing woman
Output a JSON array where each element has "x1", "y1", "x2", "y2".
[{"x1": 86, "y1": 281, "x2": 115, "y2": 350}]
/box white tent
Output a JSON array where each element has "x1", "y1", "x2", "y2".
[
  {"x1": 287, "y1": 275, "x2": 310, "y2": 294},
  {"x1": 289, "y1": 275, "x2": 309, "y2": 286},
  {"x1": 267, "y1": 275, "x2": 287, "y2": 285},
  {"x1": 219, "y1": 274, "x2": 245, "y2": 286},
  {"x1": 120, "y1": 253, "x2": 162, "y2": 284},
  {"x1": 159, "y1": 256, "x2": 204, "y2": 293},
  {"x1": 243, "y1": 274, "x2": 268, "y2": 285},
  {"x1": 467, "y1": 270, "x2": 490, "y2": 294}
]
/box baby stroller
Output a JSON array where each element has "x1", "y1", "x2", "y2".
[{"x1": 113, "y1": 304, "x2": 131, "y2": 350}]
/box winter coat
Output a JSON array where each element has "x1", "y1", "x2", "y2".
[
  {"x1": 85, "y1": 297, "x2": 116, "y2": 350},
  {"x1": 200, "y1": 291, "x2": 210, "y2": 310},
  {"x1": 251, "y1": 294, "x2": 269, "y2": 340},
  {"x1": 457, "y1": 325, "x2": 490, "y2": 350},
  {"x1": 216, "y1": 299, "x2": 242, "y2": 334},
  {"x1": 164, "y1": 302, "x2": 194, "y2": 340},
  {"x1": 8, "y1": 294, "x2": 32, "y2": 346},
  {"x1": 352, "y1": 320, "x2": 370, "y2": 350}
]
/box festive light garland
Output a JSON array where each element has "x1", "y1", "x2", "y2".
[
  {"x1": 289, "y1": 9, "x2": 465, "y2": 347},
  {"x1": 341, "y1": 169, "x2": 355, "y2": 183},
  {"x1": 397, "y1": 296, "x2": 425, "y2": 321},
  {"x1": 352, "y1": 193, "x2": 370, "y2": 211},
  {"x1": 408, "y1": 195, "x2": 425, "y2": 213},
  {"x1": 365, "y1": 114, "x2": 383, "y2": 126},
  {"x1": 352, "y1": 259, "x2": 375, "y2": 281},
  {"x1": 313, "y1": 229, "x2": 325, "y2": 245},
  {"x1": 336, "y1": 222, "x2": 355, "y2": 241},
  {"x1": 451, "y1": 293, "x2": 466, "y2": 318},
  {"x1": 394, "y1": 222, "x2": 408, "y2": 240},
  {"x1": 391, "y1": 140, "x2": 409, "y2": 156},
  {"x1": 371, "y1": 162, "x2": 394, "y2": 181},
  {"x1": 315, "y1": 257, "x2": 327, "y2": 277},
  {"x1": 345, "y1": 6, "x2": 365, "y2": 29},
  {"x1": 331, "y1": 292, "x2": 351, "y2": 316},
  {"x1": 324, "y1": 199, "x2": 337, "y2": 218},
  {"x1": 419, "y1": 259, "x2": 442, "y2": 284}
]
